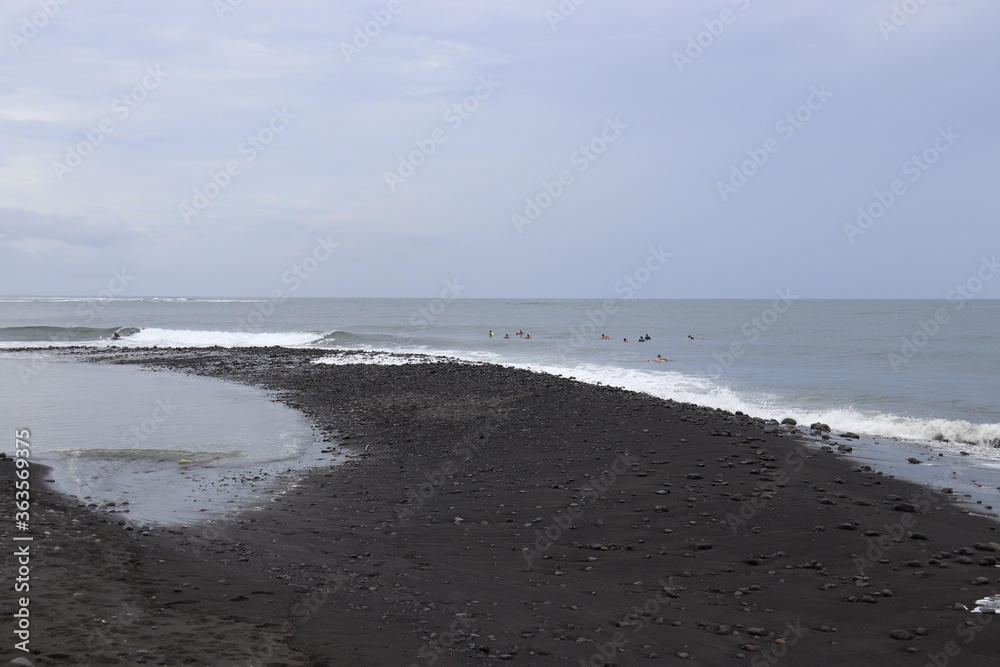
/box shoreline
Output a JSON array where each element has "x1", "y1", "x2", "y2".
[
  {"x1": 2, "y1": 346, "x2": 999, "y2": 665},
  {"x1": 9, "y1": 345, "x2": 1000, "y2": 524}
]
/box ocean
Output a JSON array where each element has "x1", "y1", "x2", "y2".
[{"x1": 2, "y1": 296, "x2": 998, "y2": 523}]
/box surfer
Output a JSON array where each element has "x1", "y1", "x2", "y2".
[
  {"x1": 489, "y1": 330, "x2": 495, "y2": 338},
  {"x1": 112, "y1": 331, "x2": 120, "y2": 340}
]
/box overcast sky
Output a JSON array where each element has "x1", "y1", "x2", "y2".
[{"x1": 1, "y1": 0, "x2": 998, "y2": 298}]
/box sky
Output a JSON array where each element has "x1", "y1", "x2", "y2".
[{"x1": 1, "y1": 0, "x2": 998, "y2": 299}]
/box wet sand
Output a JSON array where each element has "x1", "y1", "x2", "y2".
[{"x1": 2, "y1": 346, "x2": 999, "y2": 666}]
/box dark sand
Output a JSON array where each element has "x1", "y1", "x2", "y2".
[{"x1": 2, "y1": 346, "x2": 999, "y2": 666}]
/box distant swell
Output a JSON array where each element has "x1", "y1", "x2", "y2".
[
  {"x1": 0, "y1": 325, "x2": 128, "y2": 342},
  {"x1": 0, "y1": 326, "x2": 327, "y2": 348}
]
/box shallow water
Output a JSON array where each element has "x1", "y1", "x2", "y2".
[{"x1": 0, "y1": 354, "x2": 332, "y2": 525}]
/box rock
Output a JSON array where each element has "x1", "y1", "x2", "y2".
[
  {"x1": 747, "y1": 627, "x2": 766, "y2": 636},
  {"x1": 907, "y1": 532, "x2": 928, "y2": 540},
  {"x1": 894, "y1": 503, "x2": 918, "y2": 513},
  {"x1": 810, "y1": 422, "x2": 831, "y2": 432},
  {"x1": 890, "y1": 630, "x2": 912, "y2": 640},
  {"x1": 841, "y1": 432, "x2": 860, "y2": 439},
  {"x1": 781, "y1": 417, "x2": 797, "y2": 426},
  {"x1": 907, "y1": 458, "x2": 922, "y2": 464}
]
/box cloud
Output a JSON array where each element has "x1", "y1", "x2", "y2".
[{"x1": 0, "y1": 0, "x2": 998, "y2": 297}]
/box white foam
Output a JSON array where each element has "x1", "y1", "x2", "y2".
[
  {"x1": 312, "y1": 352, "x2": 466, "y2": 366},
  {"x1": 328, "y1": 343, "x2": 1000, "y2": 454},
  {"x1": 115, "y1": 328, "x2": 321, "y2": 348},
  {"x1": 973, "y1": 594, "x2": 1000, "y2": 614}
]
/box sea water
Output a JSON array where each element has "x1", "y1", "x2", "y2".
[
  {"x1": 0, "y1": 352, "x2": 327, "y2": 524},
  {"x1": 1, "y1": 296, "x2": 998, "y2": 520}
]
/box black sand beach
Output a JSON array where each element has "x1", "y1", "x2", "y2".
[{"x1": 2, "y1": 347, "x2": 999, "y2": 666}]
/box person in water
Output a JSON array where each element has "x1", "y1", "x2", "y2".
[
  {"x1": 524, "y1": 334, "x2": 532, "y2": 339},
  {"x1": 489, "y1": 330, "x2": 495, "y2": 337},
  {"x1": 646, "y1": 355, "x2": 667, "y2": 362},
  {"x1": 600, "y1": 334, "x2": 611, "y2": 340},
  {"x1": 504, "y1": 333, "x2": 510, "y2": 339}
]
